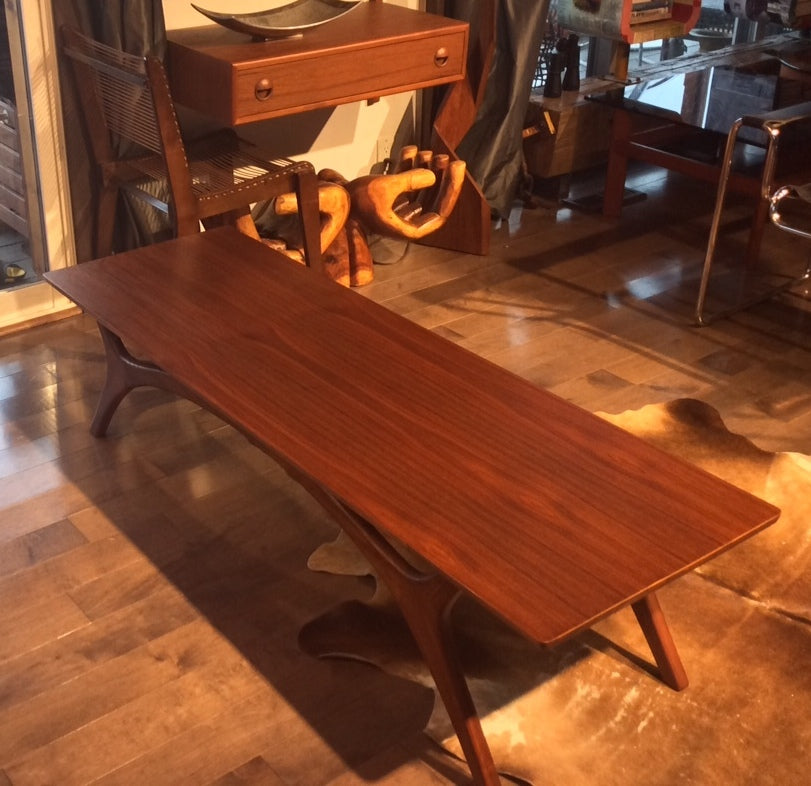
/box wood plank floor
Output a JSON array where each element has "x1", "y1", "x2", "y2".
[{"x1": 1, "y1": 163, "x2": 809, "y2": 785}]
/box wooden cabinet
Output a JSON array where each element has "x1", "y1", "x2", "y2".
[
  {"x1": 524, "y1": 87, "x2": 614, "y2": 180},
  {"x1": 165, "y1": 1, "x2": 493, "y2": 256},
  {"x1": 167, "y1": 2, "x2": 468, "y2": 126}
]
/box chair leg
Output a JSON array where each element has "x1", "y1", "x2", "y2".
[
  {"x1": 96, "y1": 184, "x2": 119, "y2": 258},
  {"x1": 694, "y1": 121, "x2": 742, "y2": 325},
  {"x1": 745, "y1": 197, "x2": 770, "y2": 266},
  {"x1": 175, "y1": 213, "x2": 203, "y2": 236},
  {"x1": 695, "y1": 120, "x2": 785, "y2": 325},
  {"x1": 295, "y1": 169, "x2": 323, "y2": 272}
]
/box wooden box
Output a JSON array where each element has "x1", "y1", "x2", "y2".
[{"x1": 523, "y1": 87, "x2": 614, "y2": 180}]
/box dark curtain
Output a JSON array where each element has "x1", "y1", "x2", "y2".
[
  {"x1": 52, "y1": 1, "x2": 166, "y2": 262},
  {"x1": 444, "y1": 1, "x2": 549, "y2": 219}
]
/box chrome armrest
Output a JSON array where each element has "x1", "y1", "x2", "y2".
[{"x1": 770, "y1": 182, "x2": 811, "y2": 240}]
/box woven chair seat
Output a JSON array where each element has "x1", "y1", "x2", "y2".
[{"x1": 129, "y1": 147, "x2": 315, "y2": 209}]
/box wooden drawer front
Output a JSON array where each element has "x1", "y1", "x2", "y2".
[{"x1": 234, "y1": 32, "x2": 465, "y2": 123}]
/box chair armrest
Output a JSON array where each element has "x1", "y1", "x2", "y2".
[{"x1": 740, "y1": 100, "x2": 811, "y2": 133}]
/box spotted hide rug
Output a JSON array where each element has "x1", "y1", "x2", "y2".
[{"x1": 299, "y1": 399, "x2": 811, "y2": 785}]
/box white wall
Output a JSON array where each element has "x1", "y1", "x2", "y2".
[{"x1": 162, "y1": 0, "x2": 418, "y2": 179}]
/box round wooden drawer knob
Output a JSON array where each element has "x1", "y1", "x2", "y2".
[
  {"x1": 434, "y1": 47, "x2": 449, "y2": 68},
  {"x1": 255, "y1": 78, "x2": 273, "y2": 101}
]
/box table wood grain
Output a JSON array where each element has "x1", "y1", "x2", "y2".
[{"x1": 45, "y1": 228, "x2": 780, "y2": 649}]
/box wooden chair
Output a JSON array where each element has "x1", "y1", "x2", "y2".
[{"x1": 60, "y1": 26, "x2": 322, "y2": 265}]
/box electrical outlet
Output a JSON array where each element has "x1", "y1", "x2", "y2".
[{"x1": 377, "y1": 135, "x2": 392, "y2": 162}]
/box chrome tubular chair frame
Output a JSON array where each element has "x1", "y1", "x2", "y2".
[{"x1": 694, "y1": 101, "x2": 811, "y2": 326}]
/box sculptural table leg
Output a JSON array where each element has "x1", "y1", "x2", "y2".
[
  {"x1": 305, "y1": 482, "x2": 692, "y2": 782},
  {"x1": 308, "y1": 487, "x2": 502, "y2": 786},
  {"x1": 91, "y1": 324, "x2": 193, "y2": 437}
]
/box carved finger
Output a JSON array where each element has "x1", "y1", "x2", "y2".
[
  {"x1": 416, "y1": 149, "x2": 433, "y2": 169},
  {"x1": 322, "y1": 226, "x2": 351, "y2": 287},
  {"x1": 317, "y1": 168, "x2": 349, "y2": 186},
  {"x1": 395, "y1": 145, "x2": 419, "y2": 173},
  {"x1": 432, "y1": 153, "x2": 450, "y2": 173},
  {"x1": 347, "y1": 170, "x2": 437, "y2": 238},
  {"x1": 418, "y1": 153, "x2": 449, "y2": 212},
  {"x1": 345, "y1": 217, "x2": 374, "y2": 287},
  {"x1": 435, "y1": 159, "x2": 466, "y2": 219}
]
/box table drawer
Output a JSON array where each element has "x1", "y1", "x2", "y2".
[{"x1": 234, "y1": 31, "x2": 465, "y2": 122}]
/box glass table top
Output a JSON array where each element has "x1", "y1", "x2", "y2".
[{"x1": 589, "y1": 60, "x2": 785, "y2": 135}]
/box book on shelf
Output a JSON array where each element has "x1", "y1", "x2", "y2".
[
  {"x1": 630, "y1": 9, "x2": 673, "y2": 22},
  {"x1": 630, "y1": 0, "x2": 671, "y2": 9},
  {"x1": 630, "y1": 2, "x2": 673, "y2": 23}
]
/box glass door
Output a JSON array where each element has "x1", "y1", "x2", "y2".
[{"x1": 0, "y1": 0, "x2": 76, "y2": 334}]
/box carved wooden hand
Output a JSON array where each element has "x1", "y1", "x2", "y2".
[{"x1": 346, "y1": 146, "x2": 466, "y2": 240}]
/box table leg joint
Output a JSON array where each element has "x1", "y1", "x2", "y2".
[{"x1": 91, "y1": 324, "x2": 192, "y2": 437}]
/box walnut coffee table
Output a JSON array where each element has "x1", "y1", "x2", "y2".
[{"x1": 45, "y1": 228, "x2": 780, "y2": 785}]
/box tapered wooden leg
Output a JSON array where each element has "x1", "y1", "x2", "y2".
[
  {"x1": 745, "y1": 197, "x2": 770, "y2": 267},
  {"x1": 96, "y1": 184, "x2": 119, "y2": 258},
  {"x1": 631, "y1": 592, "x2": 689, "y2": 691},
  {"x1": 304, "y1": 483, "x2": 501, "y2": 786},
  {"x1": 295, "y1": 169, "x2": 323, "y2": 272},
  {"x1": 604, "y1": 109, "x2": 632, "y2": 219},
  {"x1": 91, "y1": 324, "x2": 192, "y2": 437}
]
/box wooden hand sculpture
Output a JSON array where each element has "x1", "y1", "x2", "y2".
[
  {"x1": 347, "y1": 146, "x2": 466, "y2": 240},
  {"x1": 316, "y1": 167, "x2": 375, "y2": 287},
  {"x1": 269, "y1": 146, "x2": 466, "y2": 287}
]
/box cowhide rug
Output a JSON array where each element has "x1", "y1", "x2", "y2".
[{"x1": 299, "y1": 399, "x2": 811, "y2": 785}]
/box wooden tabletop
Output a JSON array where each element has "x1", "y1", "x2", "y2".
[{"x1": 45, "y1": 228, "x2": 780, "y2": 646}]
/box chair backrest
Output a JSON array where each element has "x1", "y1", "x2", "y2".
[{"x1": 60, "y1": 26, "x2": 195, "y2": 218}]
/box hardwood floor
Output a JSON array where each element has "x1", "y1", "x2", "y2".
[{"x1": 1, "y1": 163, "x2": 809, "y2": 785}]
